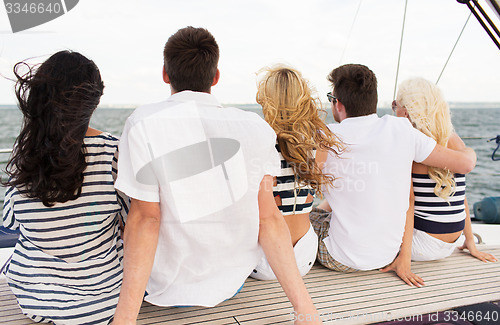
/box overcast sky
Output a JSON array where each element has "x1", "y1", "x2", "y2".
[{"x1": 1, "y1": 0, "x2": 499, "y2": 106}]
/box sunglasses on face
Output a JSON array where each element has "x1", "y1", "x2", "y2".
[
  {"x1": 392, "y1": 100, "x2": 398, "y2": 112},
  {"x1": 392, "y1": 100, "x2": 406, "y2": 112},
  {"x1": 327, "y1": 92, "x2": 337, "y2": 104}
]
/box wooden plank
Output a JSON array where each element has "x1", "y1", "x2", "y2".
[{"x1": 0, "y1": 246, "x2": 498, "y2": 324}]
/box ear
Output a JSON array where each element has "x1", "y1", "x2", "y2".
[
  {"x1": 162, "y1": 66, "x2": 170, "y2": 84},
  {"x1": 336, "y1": 99, "x2": 346, "y2": 114},
  {"x1": 212, "y1": 69, "x2": 220, "y2": 86}
]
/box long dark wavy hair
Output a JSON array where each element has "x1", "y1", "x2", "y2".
[{"x1": 3, "y1": 50, "x2": 104, "y2": 207}]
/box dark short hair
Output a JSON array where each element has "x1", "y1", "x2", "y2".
[
  {"x1": 163, "y1": 26, "x2": 219, "y2": 93},
  {"x1": 327, "y1": 64, "x2": 378, "y2": 117}
]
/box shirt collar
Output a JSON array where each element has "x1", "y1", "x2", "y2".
[
  {"x1": 167, "y1": 90, "x2": 223, "y2": 108},
  {"x1": 340, "y1": 113, "x2": 378, "y2": 125}
]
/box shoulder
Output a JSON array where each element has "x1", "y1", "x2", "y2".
[
  {"x1": 326, "y1": 122, "x2": 340, "y2": 133},
  {"x1": 225, "y1": 107, "x2": 275, "y2": 134},
  {"x1": 380, "y1": 114, "x2": 413, "y2": 128},
  {"x1": 126, "y1": 100, "x2": 169, "y2": 126},
  {"x1": 83, "y1": 133, "x2": 120, "y2": 154},
  {"x1": 224, "y1": 106, "x2": 265, "y2": 122}
]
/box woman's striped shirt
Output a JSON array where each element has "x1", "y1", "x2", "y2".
[
  {"x1": 273, "y1": 143, "x2": 315, "y2": 215},
  {"x1": 2, "y1": 133, "x2": 129, "y2": 325},
  {"x1": 412, "y1": 173, "x2": 466, "y2": 234}
]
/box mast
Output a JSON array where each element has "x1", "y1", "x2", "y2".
[{"x1": 457, "y1": 0, "x2": 500, "y2": 50}]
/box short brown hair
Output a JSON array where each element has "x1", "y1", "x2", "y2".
[
  {"x1": 327, "y1": 64, "x2": 377, "y2": 117},
  {"x1": 163, "y1": 26, "x2": 219, "y2": 92}
]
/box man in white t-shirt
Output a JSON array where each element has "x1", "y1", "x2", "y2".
[
  {"x1": 111, "y1": 27, "x2": 320, "y2": 324},
  {"x1": 311, "y1": 64, "x2": 476, "y2": 287}
]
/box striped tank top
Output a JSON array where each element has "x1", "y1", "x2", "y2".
[
  {"x1": 412, "y1": 173, "x2": 466, "y2": 234},
  {"x1": 273, "y1": 143, "x2": 315, "y2": 216},
  {"x1": 2, "y1": 133, "x2": 129, "y2": 325}
]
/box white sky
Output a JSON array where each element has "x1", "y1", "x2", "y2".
[{"x1": 0, "y1": 0, "x2": 499, "y2": 106}]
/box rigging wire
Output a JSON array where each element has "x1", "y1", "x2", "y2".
[
  {"x1": 436, "y1": 11, "x2": 473, "y2": 84},
  {"x1": 393, "y1": 0, "x2": 408, "y2": 100},
  {"x1": 338, "y1": 0, "x2": 363, "y2": 65}
]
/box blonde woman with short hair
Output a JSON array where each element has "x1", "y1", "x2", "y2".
[
  {"x1": 251, "y1": 65, "x2": 343, "y2": 280},
  {"x1": 393, "y1": 77, "x2": 497, "y2": 264}
]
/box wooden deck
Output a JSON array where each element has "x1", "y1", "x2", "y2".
[{"x1": 1, "y1": 246, "x2": 499, "y2": 324}]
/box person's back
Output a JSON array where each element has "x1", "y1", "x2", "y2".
[
  {"x1": 394, "y1": 77, "x2": 497, "y2": 265},
  {"x1": 117, "y1": 91, "x2": 278, "y2": 305},
  {"x1": 112, "y1": 27, "x2": 321, "y2": 324},
  {"x1": 250, "y1": 65, "x2": 343, "y2": 280},
  {"x1": 2, "y1": 51, "x2": 128, "y2": 325},
  {"x1": 324, "y1": 114, "x2": 434, "y2": 269},
  {"x1": 313, "y1": 64, "x2": 476, "y2": 284}
]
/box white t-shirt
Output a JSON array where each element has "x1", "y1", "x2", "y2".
[
  {"x1": 115, "y1": 91, "x2": 280, "y2": 307},
  {"x1": 322, "y1": 114, "x2": 436, "y2": 270}
]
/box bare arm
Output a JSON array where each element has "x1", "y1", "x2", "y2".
[
  {"x1": 316, "y1": 200, "x2": 332, "y2": 212},
  {"x1": 315, "y1": 149, "x2": 328, "y2": 171},
  {"x1": 380, "y1": 183, "x2": 424, "y2": 287},
  {"x1": 421, "y1": 133, "x2": 476, "y2": 174},
  {"x1": 258, "y1": 175, "x2": 321, "y2": 324},
  {"x1": 458, "y1": 197, "x2": 498, "y2": 262},
  {"x1": 112, "y1": 199, "x2": 161, "y2": 325}
]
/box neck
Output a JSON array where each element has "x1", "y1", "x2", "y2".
[
  {"x1": 170, "y1": 87, "x2": 211, "y2": 95},
  {"x1": 86, "y1": 127, "x2": 102, "y2": 136}
]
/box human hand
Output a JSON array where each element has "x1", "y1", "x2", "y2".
[
  {"x1": 292, "y1": 308, "x2": 323, "y2": 324},
  {"x1": 458, "y1": 239, "x2": 498, "y2": 262},
  {"x1": 380, "y1": 255, "x2": 425, "y2": 287}
]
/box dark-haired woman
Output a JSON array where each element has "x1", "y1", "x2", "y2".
[
  {"x1": 2, "y1": 51, "x2": 129, "y2": 324},
  {"x1": 250, "y1": 65, "x2": 343, "y2": 280}
]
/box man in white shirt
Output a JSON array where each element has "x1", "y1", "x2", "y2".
[
  {"x1": 312, "y1": 64, "x2": 476, "y2": 287},
  {"x1": 112, "y1": 27, "x2": 320, "y2": 324}
]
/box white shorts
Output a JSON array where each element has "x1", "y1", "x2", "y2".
[
  {"x1": 250, "y1": 224, "x2": 318, "y2": 280},
  {"x1": 411, "y1": 229, "x2": 461, "y2": 261}
]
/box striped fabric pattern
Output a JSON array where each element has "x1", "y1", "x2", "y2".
[
  {"x1": 412, "y1": 173, "x2": 466, "y2": 234},
  {"x1": 273, "y1": 143, "x2": 315, "y2": 216},
  {"x1": 2, "y1": 133, "x2": 129, "y2": 325}
]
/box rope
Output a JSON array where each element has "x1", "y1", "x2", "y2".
[
  {"x1": 393, "y1": 0, "x2": 408, "y2": 100},
  {"x1": 338, "y1": 0, "x2": 363, "y2": 65},
  {"x1": 436, "y1": 11, "x2": 473, "y2": 84},
  {"x1": 489, "y1": 135, "x2": 500, "y2": 161},
  {"x1": 462, "y1": 136, "x2": 495, "y2": 139}
]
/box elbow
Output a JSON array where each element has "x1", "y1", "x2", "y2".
[
  {"x1": 259, "y1": 204, "x2": 282, "y2": 227},
  {"x1": 459, "y1": 151, "x2": 477, "y2": 174},
  {"x1": 126, "y1": 200, "x2": 162, "y2": 231},
  {"x1": 462, "y1": 160, "x2": 475, "y2": 174}
]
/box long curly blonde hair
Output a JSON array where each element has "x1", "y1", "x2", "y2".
[
  {"x1": 397, "y1": 77, "x2": 456, "y2": 200},
  {"x1": 256, "y1": 65, "x2": 343, "y2": 196}
]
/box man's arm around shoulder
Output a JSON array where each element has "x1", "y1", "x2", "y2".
[
  {"x1": 112, "y1": 199, "x2": 161, "y2": 325},
  {"x1": 258, "y1": 175, "x2": 322, "y2": 324},
  {"x1": 421, "y1": 133, "x2": 476, "y2": 174}
]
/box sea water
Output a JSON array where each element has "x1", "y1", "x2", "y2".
[{"x1": 1, "y1": 106, "x2": 499, "y2": 211}]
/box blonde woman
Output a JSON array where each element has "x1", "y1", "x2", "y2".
[
  {"x1": 394, "y1": 77, "x2": 497, "y2": 263},
  {"x1": 251, "y1": 65, "x2": 343, "y2": 280}
]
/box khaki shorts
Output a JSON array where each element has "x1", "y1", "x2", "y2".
[{"x1": 309, "y1": 208, "x2": 359, "y2": 273}]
